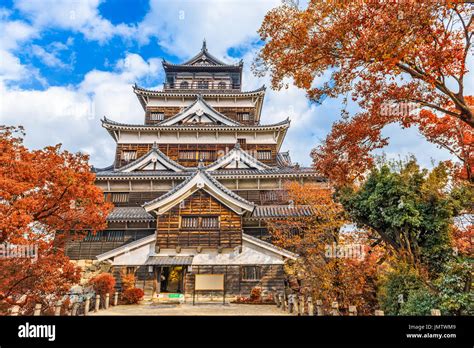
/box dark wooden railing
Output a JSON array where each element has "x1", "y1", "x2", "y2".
[{"x1": 164, "y1": 82, "x2": 241, "y2": 91}]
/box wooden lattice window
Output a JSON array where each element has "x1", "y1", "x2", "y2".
[
  {"x1": 150, "y1": 112, "x2": 164, "y2": 121},
  {"x1": 181, "y1": 216, "x2": 199, "y2": 229},
  {"x1": 256, "y1": 150, "x2": 272, "y2": 160},
  {"x1": 181, "y1": 216, "x2": 219, "y2": 229},
  {"x1": 237, "y1": 112, "x2": 251, "y2": 121},
  {"x1": 179, "y1": 150, "x2": 196, "y2": 160},
  {"x1": 198, "y1": 150, "x2": 216, "y2": 161},
  {"x1": 122, "y1": 150, "x2": 137, "y2": 161},
  {"x1": 180, "y1": 81, "x2": 189, "y2": 89},
  {"x1": 201, "y1": 216, "x2": 219, "y2": 229},
  {"x1": 111, "y1": 193, "x2": 129, "y2": 203},
  {"x1": 218, "y1": 82, "x2": 226, "y2": 89},
  {"x1": 197, "y1": 81, "x2": 209, "y2": 89},
  {"x1": 241, "y1": 266, "x2": 260, "y2": 281}
]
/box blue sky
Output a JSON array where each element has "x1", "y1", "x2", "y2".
[{"x1": 0, "y1": 0, "x2": 457, "y2": 168}]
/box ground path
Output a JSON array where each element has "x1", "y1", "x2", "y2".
[{"x1": 91, "y1": 300, "x2": 288, "y2": 316}]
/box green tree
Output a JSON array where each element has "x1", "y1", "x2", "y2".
[{"x1": 337, "y1": 159, "x2": 467, "y2": 277}]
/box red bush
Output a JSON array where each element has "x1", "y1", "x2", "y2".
[
  {"x1": 88, "y1": 273, "x2": 116, "y2": 296},
  {"x1": 250, "y1": 287, "x2": 262, "y2": 301},
  {"x1": 122, "y1": 288, "x2": 144, "y2": 304}
]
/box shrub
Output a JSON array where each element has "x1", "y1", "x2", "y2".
[
  {"x1": 250, "y1": 287, "x2": 262, "y2": 301},
  {"x1": 399, "y1": 289, "x2": 439, "y2": 316},
  {"x1": 88, "y1": 273, "x2": 116, "y2": 296},
  {"x1": 121, "y1": 273, "x2": 136, "y2": 291},
  {"x1": 122, "y1": 288, "x2": 144, "y2": 304}
]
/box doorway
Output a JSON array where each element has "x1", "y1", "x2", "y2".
[{"x1": 158, "y1": 266, "x2": 185, "y2": 293}]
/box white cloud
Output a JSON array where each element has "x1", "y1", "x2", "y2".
[
  {"x1": 1, "y1": 0, "x2": 470, "y2": 170},
  {"x1": 0, "y1": 53, "x2": 162, "y2": 167},
  {"x1": 30, "y1": 44, "x2": 69, "y2": 69},
  {"x1": 136, "y1": 0, "x2": 279, "y2": 58},
  {"x1": 14, "y1": 0, "x2": 135, "y2": 43}
]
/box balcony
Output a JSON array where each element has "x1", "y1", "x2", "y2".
[{"x1": 164, "y1": 81, "x2": 241, "y2": 91}]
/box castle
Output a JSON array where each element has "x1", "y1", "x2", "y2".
[{"x1": 66, "y1": 41, "x2": 323, "y2": 300}]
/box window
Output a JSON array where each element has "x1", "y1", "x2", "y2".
[
  {"x1": 150, "y1": 112, "x2": 164, "y2": 121},
  {"x1": 122, "y1": 150, "x2": 137, "y2": 161},
  {"x1": 201, "y1": 216, "x2": 219, "y2": 229},
  {"x1": 237, "y1": 138, "x2": 246, "y2": 146},
  {"x1": 181, "y1": 216, "x2": 219, "y2": 229},
  {"x1": 242, "y1": 266, "x2": 260, "y2": 281},
  {"x1": 198, "y1": 150, "x2": 216, "y2": 161},
  {"x1": 237, "y1": 112, "x2": 251, "y2": 121},
  {"x1": 181, "y1": 216, "x2": 199, "y2": 229},
  {"x1": 111, "y1": 192, "x2": 129, "y2": 203},
  {"x1": 217, "y1": 82, "x2": 226, "y2": 89},
  {"x1": 179, "y1": 150, "x2": 196, "y2": 160},
  {"x1": 197, "y1": 80, "x2": 209, "y2": 89},
  {"x1": 256, "y1": 150, "x2": 272, "y2": 160},
  {"x1": 180, "y1": 81, "x2": 189, "y2": 89}
]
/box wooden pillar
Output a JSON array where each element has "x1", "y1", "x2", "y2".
[
  {"x1": 152, "y1": 267, "x2": 159, "y2": 298},
  {"x1": 315, "y1": 300, "x2": 324, "y2": 316},
  {"x1": 114, "y1": 292, "x2": 119, "y2": 306},
  {"x1": 84, "y1": 298, "x2": 90, "y2": 316},
  {"x1": 307, "y1": 297, "x2": 314, "y2": 316},
  {"x1": 95, "y1": 295, "x2": 100, "y2": 312},
  {"x1": 105, "y1": 293, "x2": 110, "y2": 309},
  {"x1": 375, "y1": 310, "x2": 384, "y2": 316},
  {"x1": 10, "y1": 306, "x2": 19, "y2": 316},
  {"x1": 33, "y1": 303, "x2": 42, "y2": 316},
  {"x1": 288, "y1": 294, "x2": 295, "y2": 314},
  {"x1": 281, "y1": 293, "x2": 287, "y2": 311},
  {"x1": 275, "y1": 293, "x2": 281, "y2": 307},
  {"x1": 71, "y1": 302, "x2": 79, "y2": 316},
  {"x1": 299, "y1": 295, "x2": 305, "y2": 315},
  {"x1": 54, "y1": 301, "x2": 62, "y2": 316},
  {"x1": 349, "y1": 305, "x2": 357, "y2": 316},
  {"x1": 331, "y1": 302, "x2": 340, "y2": 316}
]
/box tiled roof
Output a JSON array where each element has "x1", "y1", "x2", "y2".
[
  {"x1": 276, "y1": 151, "x2": 293, "y2": 168},
  {"x1": 116, "y1": 143, "x2": 187, "y2": 172},
  {"x1": 145, "y1": 256, "x2": 194, "y2": 265},
  {"x1": 157, "y1": 95, "x2": 242, "y2": 127},
  {"x1": 101, "y1": 116, "x2": 289, "y2": 130},
  {"x1": 242, "y1": 233, "x2": 298, "y2": 260},
  {"x1": 203, "y1": 143, "x2": 271, "y2": 171},
  {"x1": 142, "y1": 169, "x2": 255, "y2": 212},
  {"x1": 133, "y1": 84, "x2": 266, "y2": 97},
  {"x1": 95, "y1": 167, "x2": 323, "y2": 180},
  {"x1": 251, "y1": 205, "x2": 314, "y2": 219},
  {"x1": 107, "y1": 207, "x2": 156, "y2": 222}
]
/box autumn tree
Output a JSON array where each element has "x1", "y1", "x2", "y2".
[
  {"x1": 267, "y1": 182, "x2": 381, "y2": 314},
  {"x1": 257, "y1": 1, "x2": 474, "y2": 185},
  {"x1": 0, "y1": 126, "x2": 113, "y2": 314}
]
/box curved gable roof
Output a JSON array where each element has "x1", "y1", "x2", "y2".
[
  {"x1": 205, "y1": 143, "x2": 272, "y2": 171},
  {"x1": 158, "y1": 95, "x2": 242, "y2": 126},
  {"x1": 117, "y1": 143, "x2": 187, "y2": 172},
  {"x1": 143, "y1": 169, "x2": 254, "y2": 215}
]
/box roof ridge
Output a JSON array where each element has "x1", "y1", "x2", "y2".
[
  {"x1": 116, "y1": 144, "x2": 188, "y2": 172},
  {"x1": 156, "y1": 95, "x2": 242, "y2": 126}
]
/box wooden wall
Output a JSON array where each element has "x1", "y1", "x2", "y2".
[
  {"x1": 144, "y1": 106, "x2": 258, "y2": 126},
  {"x1": 156, "y1": 190, "x2": 242, "y2": 248},
  {"x1": 115, "y1": 143, "x2": 278, "y2": 168},
  {"x1": 184, "y1": 264, "x2": 285, "y2": 297},
  {"x1": 65, "y1": 228, "x2": 155, "y2": 260}
]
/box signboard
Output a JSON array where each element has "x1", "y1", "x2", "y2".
[{"x1": 194, "y1": 274, "x2": 225, "y2": 291}]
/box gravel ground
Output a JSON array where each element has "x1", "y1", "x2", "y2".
[{"x1": 91, "y1": 300, "x2": 289, "y2": 316}]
